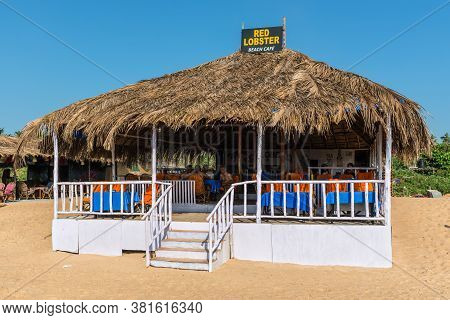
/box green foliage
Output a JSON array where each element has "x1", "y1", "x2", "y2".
[
  {"x1": 392, "y1": 157, "x2": 407, "y2": 170},
  {"x1": 393, "y1": 133, "x2": 450, "y2": 196},
  {"x1": 393, "y1": 168, "x2": 450, "y2": 196},
  {"x1": 0, "y1": 167, "x2": 28, "y2": 182},
  {"x1": 16, "y1": 167, "x2": 28, "y2": 181},
  {"x1": 424, "y1": 139, "x2": 450, "y2": 170}
]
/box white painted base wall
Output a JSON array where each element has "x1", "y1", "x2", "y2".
[
  {"x1": 52, "y1": 219, "x2": 392, "y2": 268},
  {"x1": 233, "y1": 223, "x2": 392, "y2": 268},
  {"x1": 52, "y1": 220, "x2": 210, "y2": 256},
  {"x1": 52, "y1": 219, "x2": 147, "y2": 256}
]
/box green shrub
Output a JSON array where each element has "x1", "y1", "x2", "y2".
[
  {"x1": 392, "y1": 134, "x2": 450, "y2": 196},
  {"x1": 393, "y1": 168, "x2": 450, "y2": 196}
]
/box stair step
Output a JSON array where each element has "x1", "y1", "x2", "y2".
[
  {"x1": 161, "y1": 238, "x2": 208, "y2": 250},
  {"x1": 167, "y1": 230, "x2": 209, "y2": 240},
  {"x1": 156, "y1": 247, "x2": 214, "y2": 260},
  {"x1": 150, "y1": 257, "x2": 209, "y2": 271}
]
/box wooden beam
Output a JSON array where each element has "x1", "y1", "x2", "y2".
[{"x1": 350, "y1": 121, "x2": 374, "y2": 147}]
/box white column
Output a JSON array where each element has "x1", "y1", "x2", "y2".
[
  {"x1": 256, "y1": 122, "x2": 263, "y2": 223},
  {"x1": 111, "y1": 139, "x2": 116, "y2": 181},
  {"x1": 151, "y1": 125, "x2": 157, "y2": 205},
  {"x1": 52, "y1": 131, "x2": 59, "y2": 219},
  {"x1": 384, "y1": 116, "x2": 392, "y2": 226},
  {"x1": 377, "y1": 123, "x2": 383, "y2": 179}
]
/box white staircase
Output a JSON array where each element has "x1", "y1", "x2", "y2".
[
  {"x1": 150, "y1": 226, "x2": 227, "y2": 271},
  {"x1": 145, "y1": 182, "x2": 236, "y2": 272}
]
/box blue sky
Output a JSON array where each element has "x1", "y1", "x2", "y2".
[{"x1": 1, "y1": 0, "x2": 449, "y2": 138}]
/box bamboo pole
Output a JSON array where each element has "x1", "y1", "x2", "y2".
[
  {"x1": 53, "y1": 131, "x2": 59, "y2": 219},
  {"x1": 256, "y1": 123, "x2": 263, "y2": 223},
  {"x1": 111, "y1": 139, "x2": 116, "y2": 181},
  {"x1": 280, "y1": 133, "x2": 286, "y2": 179},
  {"x1": 384, "y1": 116, "x2": 392, "y2": 226},
  {"x1": 377, "y1": 123, "x2": 383, "y2": 180},
  {"x1": 237, "y1": 126, "x2": 242, "y2": 176},
  {"x1": 152, "y1": 125, "x2": 157, "y2": 207}
]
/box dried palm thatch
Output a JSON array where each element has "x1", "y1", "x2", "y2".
[
  {"x1": 0, "y1": 135, "x2": 47, "y2": 165},
  {"x1": 20, "y1": 49, "x2": 431, "y2": 162}
]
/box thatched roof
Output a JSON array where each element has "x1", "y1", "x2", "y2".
[
  {"x1": 20, "y1": 48, "x2": 431, "y2": 161},
  {"x1": 0, "y1": 136, "x2": 18, "y2": 159},
  {"x1": 0, "y1": 135, "x2": 46, "y2": 165}
]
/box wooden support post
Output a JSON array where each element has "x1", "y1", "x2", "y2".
[
  {"x1": 280, "y1": 133, "x2": 286, "y2": 179},
  {"x1": 282, "y1": 17, "x2": 286, "y2": 48},
  {"x1": 12, "y1": 158, "x2": 18, "y2": 200},
  {"x1": 256, "y1": 122, "x2": 263, "y2": 224},
  {"x1": 384, "y1": 116, "x2": 392, "y2": 226},
  {"x1": 253, "y1": 129, "x2": 257, "y2": 171},
  {"x1": 377, "y1": 123, "x2": 383, "y2": 180},
  {"x1": 152, "y1": 124, "x2": 157, "y2": 206},
  {"x1": 52, "y1": 131, "x2": 59, "y2": 219},
  {"x1": 237, "y1": 126, "x2": 242, "y2": 176},
  {"x1": 111, "y1": 139, "x2": 116, "y2": 181}
]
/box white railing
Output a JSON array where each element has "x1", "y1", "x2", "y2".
[
  {"x1": 205, "y1": 178, "x2": 385, "y2": 271},
  {"x1": 307, "y1": 166, "x2": 377, "y2": 178},
  {"x1": 162, "y1": 180, "x2": 196, "y2": 204},
  {"x1": 56, "y1": 180, "x2": 170, "y2": 215},
  {"x1": 142, "y1": 182, "x2": 173, "y2": 267},
  {"x1": 206, "y1": 185, "x2": 235, "y2": 272},
  {"x1": 235, "y1": 180, "x2": 385, "y2": 221}
]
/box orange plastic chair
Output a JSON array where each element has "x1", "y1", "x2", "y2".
[
  {"x1": 326, "y1": 178, "x2": 348, "y2": 192},
  {"x1": 316, "y1": 173, "x2": 332, "y2": 180},
  {"x1": 93, "y1": 183, "x2": 121, "y2": 192},
  {"x1": 286, "y1": 172, "x2": 304, "y2": 180},
  {"x1": 293, "y1": 183, "x2": 311, "y2": 193},
  {"x1": 265, "y1": 183, "x2": 284, "y2": 193},
  {"x1": 355, "y1": 171, "x2": 375, "y2": 192},
  {"x1": 339, "y1": 174, "x2": 354, "y2": 180},
  {"x1": 165, "y1": 173, "x2": 181, "y2": 180},
  {"x1": 188, "y1": 174, "x2": 206, "y2": 196},
  {"x1": 156, "y1": 173, "x2": 165, "y2": 180},
  {"x1": 143, "y1": 184, "x2": 160, "y2": 205}
]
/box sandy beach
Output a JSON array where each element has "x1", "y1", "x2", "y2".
[{"x1": 0, "y1": 197, "x2": 448, "y2": 300}]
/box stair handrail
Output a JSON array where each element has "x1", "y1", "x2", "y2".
[
  {"x1": 206, "y1": 184, "x2": 235, "y2": 272},
  {"x1": 141, "y1": 182, "x2": 173, "y2": 267}
]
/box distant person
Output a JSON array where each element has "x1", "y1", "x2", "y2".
[
  {"x1": 219, "y1": 167, "x2": 233, "y2": 191},
  {"x1": 181, "y1": 165, "x2": 193, "y2": 179},
  {"x1": 204, "y1": 167, "x2": 214, "y2": 180},
  {"x1": 2, "y1": 168, "x2": 11, "y2": 185},
  {"x1": 344, "y1": 163, "x2": 355, "y2": 178},
  {"x1": 188, "y1": 166, "x2": 206, "y2": 197}
]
